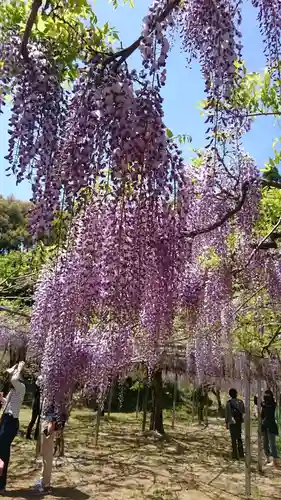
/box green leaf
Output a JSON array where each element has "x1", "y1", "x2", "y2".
[
  {"x1": 166, "y1": 128, "x2": 174, "y2": 138},
  {"x1": 36, "y1": 16, "x2": 46, "y2": 33}
]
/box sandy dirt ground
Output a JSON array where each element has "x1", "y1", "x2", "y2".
[{"x1": 3, "y1": 408, "x2": 281, "y2": 499}]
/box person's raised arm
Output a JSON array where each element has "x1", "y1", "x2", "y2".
[
  {"x1": 10, "y1": 361, "x2": 25, "y2": 391},
  {"x1": 0, "y1": 392, "x2": 7, "y2": 405}
]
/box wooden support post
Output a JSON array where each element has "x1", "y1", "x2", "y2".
[
  {"x1": 275, "y1": 386, "x2": 280, "y2": 422},
  {"x1": 171, "y1": 372, "x2": 178, "y2": 429},
  {"x1": 204, "y1": 388, "x2": 208, "y2": 427},
  {"x1": 276, "y1": 385, "x2": 281, "y2": 423},
  {"x1": 60, "y1": 430, "x2": 65, "y2": 457},
  {"x1": 142, "y1": 383, "x2": 149, "y2": 432},
  {"x1": 136, "y1": 384, "x2": 140, "y2": 419},
  {"x1": 95, "y1": 406, "x2": 101, "y2": 446},
  {"x1": 54, "y1": 429, "x2": 65, "y2": 457},
  {"x1": 191, "y1": 385, "x2": 196, "y2": 423},
  {"x1": 107, "y1": 381, "x2": 114, "y2": 418},
  {"x1": 244, "y1": 352, "x2": 251, "y2": 498},
  {"x1": 0, "y1": 345, "x2": 7, "y2": 367},
  {"x1": 257, "y1": 363, "x2": 263, "y2": 474}
]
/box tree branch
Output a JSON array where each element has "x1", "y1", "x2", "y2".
[
  {"x1": 250, "y1": 241, "x2": 277, "y2": 250},
  {"x1": 261, "y1": 325, "x2": 281, "y2": 357},
  {"x1": 262, "y1": 179, "x2": 281, "y2": 189},
  {"x1": 233, "y1": 286, "x2": 267, "y2": 317},
  {"x1": 0, "y1": 306, "x2": 30, "y2": 319},
  {"x1": 20, "y1": 0, "x2": 180, "y2": 68},
  {"x1": 109, "y1": 0, "x2": 180, "y2": 68},
  {"x1": 184, "y1": 181, "x2": 249, "y2": 238},
  {"x1": 20, "y1": 0, "x2": 43, "y2": 61},
  {"x1": 243, "y1": 215, "x2": 281, "y2": 269},
  {"x1": 247, "y1": 111, "x2": 281, "y2": 118}
]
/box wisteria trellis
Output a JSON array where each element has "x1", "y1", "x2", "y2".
[{"x1": 1, "y1": 0, "x2": 281, "y2": 408}]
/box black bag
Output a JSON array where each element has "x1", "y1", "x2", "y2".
[{"x1": 230, "y1": 401, "x2": 243, "y2": 424}]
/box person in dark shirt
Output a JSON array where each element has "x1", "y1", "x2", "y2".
[
  {"x1": 225, "y1": 388, "x2": 245, "y2": 460},
  {"x1": 26, "y1": 376, "x2": 42, "y2": 440},
  {"x1": 255, "y1": 389, "x2": 279, "y2": 467}
]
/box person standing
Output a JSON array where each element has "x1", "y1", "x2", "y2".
[
  {"x1": 0, "y1": 361, "x2": 26, "y2": 495},
  {"x1": 225, "y1": 388, "x2": 245, "y2": 460},
  {"x1": 26, "y1": 375, "x2": 42, "y2": 440},
  {"x1": 32, "y1": 401, "x2": 67, "y2": 495},
  {"x1": 260, "y1": 389, "x2": 279, "y2": 467}
]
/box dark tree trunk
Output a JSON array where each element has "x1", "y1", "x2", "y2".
[
  {"x1": 142, "y1": 383, "x2": 149, "y2": 432},
  {"x1": 149, "y1": 369, "x2": 164, "y2": 435},
  {"x1": 198, "y1": 406, "x2": 204, "y2": 424}
]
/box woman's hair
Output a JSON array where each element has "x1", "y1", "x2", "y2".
[
  {"x1": 229, "y1": 388, "x2": 237, "y2": 399},
  {"x1": 264, "y1": 389, "x2": 275, "y2": 405}
]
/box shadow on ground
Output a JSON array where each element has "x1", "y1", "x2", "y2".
[
  {"x1": 7, "y1": 407, "x2": 281, "y2": 500},
  {"x1": 5, "y1": 487, "x2": 90, "y2": 500}
]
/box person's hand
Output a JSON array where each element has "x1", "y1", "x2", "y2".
[
  {"x1": 18, "y1": 361, "x2": 25, "y2": 370},
  {"x1": 0, "y1": 393, "x2": 4, "y2": 403},
  {"x1": 47, "y1": 422, "x2": 55, "y2": 435}
]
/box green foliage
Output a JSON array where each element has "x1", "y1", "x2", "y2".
[
  {"x1": 0, "y1": 195, "x2": 33, "y2": 253},
  {"x1": 110, "y1": 0, "x2": 135, "y2": 8},
  {"x1": 166, "y1": 128, "x2": 192, "y2": 145},
  {"x1": 0, "y1": 241, "x2": 56, "y2": 311},
  {"x1": 199, "y1": 62, "x2": 281, "y2": 243},
  {"x1": 256, "y1": 187, "x2": 281, "y2": 236},
  {"x1": 0, "y1": 0, "x2": 123, "y2": 82},
  {"x1": 198, "y1": 246, "x2": 220, "y2": 270},
  {"x1": 0, "y1": 194, "x2": 70, "y2": 252},
  {"x1": 202, "y1": 62, "x2": 281, "y2": 173},
  {"x1": 233, "y1": 291, "x2": 281, "y2": 356}
]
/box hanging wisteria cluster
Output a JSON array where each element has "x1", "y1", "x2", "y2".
[
  {"x1": 1, "y1": 0, "x2": 281, "y2": 407},
  {"x1": 0, "y1": 318, "x2": 28, "y2": 351},
  {"x1": 29, "y1": 151, "x2": 262, "y2": 407},
  {"x1": 183, "y1": 342, "x2": 281, "y2": 393},
  {"x1": 1, "y1": 0, "x2": 278, "y2": 230}
]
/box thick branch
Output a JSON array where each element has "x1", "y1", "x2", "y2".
[
  {"x1": 110, "y1": 0, "x2": 180, "y2": 68},
  {"x1": 262, "y1": 179, "x2": 281, "y2": 189},
  {"x1": 261, "y1": 326, "x2": 281, "y2": 357},
  {"x1": 20, "y1": 0, "x2": 180, "y2": 67},
  {"x1": 20, "y1": 0, "x2": 43, "y2": 60},
  {"x1": 247, "y1": 111, "x2": 281, "y2": 118},
  {"x1": 245, "y1": 215, "x2": 281, "y2": 267},
  {"x1": 250, "y1": 241, "x2": 277, "y2": 250},
  {"x1": 184, "y1": 181, "x2": 249, "y2": 238}
]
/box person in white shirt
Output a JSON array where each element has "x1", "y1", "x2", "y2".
[{"x1": 0, "y1": 361, "x2": 26, "y2": 494}]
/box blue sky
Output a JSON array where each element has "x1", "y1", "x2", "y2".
[{"x1": 0, "y1": 0, "x2": 279, "y2": 200}]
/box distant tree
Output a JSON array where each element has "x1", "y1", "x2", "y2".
[
  {"x1": 0, "y1": 195, "x2": 33, "y2": 253},
  {"x1": 0, "y1": 241, "x2": 56, "y2": 311}
]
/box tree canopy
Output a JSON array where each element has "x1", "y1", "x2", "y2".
[
  {"x1": 0, "y1": 195, "x2": 32, "y2": 252},
  {"x1": 1, "y1": 0, "x2": 281, "y2": 418}
]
